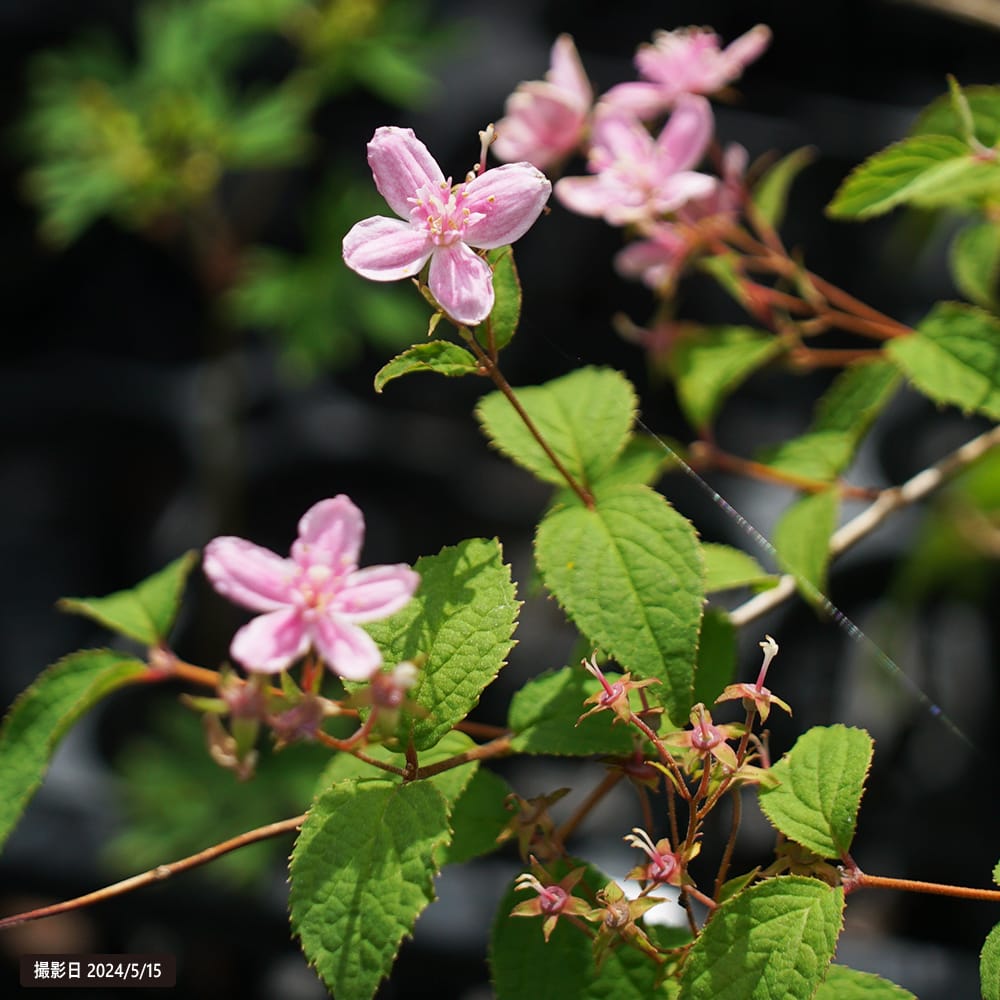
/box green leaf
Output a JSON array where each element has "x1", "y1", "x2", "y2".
[
  {"x1": 290, "y1": 778, "x2": 450, "y2": 1000},
  {"x1": 951, "y1": 222, "x2": 1000, "y2": 311},
  {"x1": 365, "y1": 538, "x2": 519, "y2": 750},
  {"x1": 751, "y1": 146, "x2": 815, "y2": 230},
  {"x1": 759, "y1": 725, "x2": 874, "y2": 857},
  {"x1": 491, "y1": 860, "x2": 667, "y2": 1000},
  {"x1": 0, "y1": 649, "x2": 147, "y2": 851},
  {"x1": 888, "y1": 301, "x2": 1000, "y2": 419},
  {"x1": 442, "y1": 767, "x2": 512, "y2": 865},
  {"x1": 317, "y1": 730, "x2": 478, "y2": 806},
  {"x1": 679, "y1": 876, "x2": 844, "y2": 1000},
  {"x1": 535, "y1": 483, "x2": 704, "y2": 725},
  {"x1": 58, "y1": 552, "x2": 197, "y2": 646},
  {"x1": 759, "y1": 430, "x2": 857, "y2": 482},
  {"x1": 476, "y1": 367, "x2": 637, "y2": 488},
  {"x1": 812, "y1": 360, "x2": 903, "y2": 438},
  {"x1": 703, "y1": 544, "x2": 775, "y2": 593},
  {"x1": 592, "y1": 435, "x2": 671, "y2": 489},
  {"x1": 773, "y1": 489, "x2": 840, "y2": 600},
  {"x1": 508, "y1": 666, "x2": 636, "y2": 756},
  {"x1": 475, "y1": 246, "x2": 521, "y2": 351},
  {"x1": 827, "y1": 134, "x2": 1000, "y2": 219},
  {"x1": 982, "y1": 923, "x2": 1000, "y2": 1000},
  {"x1": 815, "y1": 965, "x2": 916, "y2": 999},
  {"x1": 693, "y1": 608, "x2": 737, "y2": 707},
  {"x1": 911, "y1": 85, "x2": 1000, "y2": 146},
  {"x1": 373, "y1": 341, "x2": 479, "y2": 392},
  {"x1": 669, "y1": 325, "x2": 784, "y2": 430}
]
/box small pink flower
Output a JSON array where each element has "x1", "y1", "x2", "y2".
[
  {"x1": 492, "y1": 34, "x2": 592, "y2": 170},
  {"x1": 343, "y1": 126, "x2": 551, "y2": 326},
  {"x1": 602, "y1": 24, "x2": 771, "y2": 119},
  {"x1": 554, "y1": 97, "x2": 717, "y2": 226},
  {"x1": 204, "y1": 496, "x2": 419, "y2": 680}
]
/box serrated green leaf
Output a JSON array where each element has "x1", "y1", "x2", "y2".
[
  {"x1": 476, "y1": 367, "x2": 637, "y2": 488},
  {"x1": 703, "y1": 544, "x2": 775, "y2": 593},
  {"x1": 827, "y1": 134, "x2": 1000, "y2": 219},
  {"x1": 373, "y1": 341, "x2": 479, "y2": 392},
  {"x1": 58, "y1": 552, "x2": 197, "y2": 646},
  {"x1": 751, "y1": 146, "x2": 815, "y2": 230},
  {"x1": 491, "y1": 860, "x2": 668, "y2": 1000},
  {"x1": 536, "y1": 484, "x2": 703, "y2": 725},
  {"x1": 290, "y1": 777, "x2": 450, "y2": 1000},
  {"x1": 951, "y1": 222, "x2": 1000, "y2": 311},
  {"x1": 888, "y1": 301, "x2": 1000, "y2": 419},
  {"x1": 982, "y1": 923, "x2": 1000, "y2": 1000},
  {"x1": 815, "y1": 965, "x2": 916, "y2": 999},
  {"x1": 774, "y1": 489, "x2": 840, "y2": 600},
  {"x1": 593, "y1": 435, "x2": 671, "y2": 488},
  {"x1": 365, "y1": 538, "x2": 519, "y2": 749},
  {"x1": 475, "y1": 246, "x2": 521, "y2": 351},
  {"x1": 759, "y1": 725, "x2": 874, "y2": 857},
  {"x1": 508, "y1": 666, "x2": 636, "y2": 756},
  {"x1": 442, "y1": 767, "x2": 512, "y2": 865},
  {"x1": 669, "y1": 326, "x2": 783, "y2": 430},
  {"x1": 911, "y1": 85, "x2": 1000, "y2": 146},
  {"x1": 679, "y1": 876, "x2": 844, "y2": 1000},
  {"x1": 0, "y1": 649, "x2": 147, "y2": 851},
  {"x1": 693, "y1": 608, "x2": 737, "y2": 707}
]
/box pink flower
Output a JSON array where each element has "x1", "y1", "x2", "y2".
[
  {"x1": 555, "y1": 96, "x2": 717, "y2": 225},
  {"x1": 204, "y1": 496, "x2": 419, "y2": 680},
  {"x1": 601, "y1": 24, "x2": 771, "y2": 119},
  {"x1": 492, "y1": 34, "x2": 592, "y2": 170},
  {"x1": 342, "y1": 126, "x2": 551, "y2": 326}
]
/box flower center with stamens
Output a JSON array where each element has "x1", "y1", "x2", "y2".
[
  {"x1": 539, "y1": 885, "x2": 568, "y2": 915},
  {"x1": 409, "y1": 180, "x2": 485, "y2": 247},
  {"x1": 690, "y1": 722, "x2": 725, "y2": 751}
]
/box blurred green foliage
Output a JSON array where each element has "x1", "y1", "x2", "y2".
[{"x1": 18, "y1": 0, "x2": 443, "y2": 372}]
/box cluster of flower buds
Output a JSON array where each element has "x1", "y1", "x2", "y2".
[{"x1": 492, "y1": 25, "x2": 771, "y2": 292}]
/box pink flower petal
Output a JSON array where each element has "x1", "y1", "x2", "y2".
[
  {"x1": 204, "y1": 537, "x2": 295, "y2": 612},
  {"x1": 343, "y1": 216, "x2": 433, "y2": 280},
  {"x1": 553, "y1": 175, "x2": 617, "y2": 218},
  {"x1": 589, "y1": 111, "x2": 653, "y2": 170},
  {"x1": 722, "y1": 25, "x2": 772, "y2": 77},
  {"x1": 230, "y1": 607, "x2": 309, "y2": 673},
  {"x1": 427, "y1": 243, "x2": 495, "y2": 325},
  {"x1": 653, "y1": 171, "x2": 718, "y2": 214},
  {"x1": 597, "y1": 82, "x2": 670, "y2": 119},
  {"x1": 493, "y1": 84, "x2": 583, "y2": 168},
  {"x1": 548, "y1": 34, "x2": 592, "y2": 104},
  {"x1": 292, "y1": 495, "x2": 365, "y2": 570},
  {"x1": 462, "y1": 163, "x2": 552, "y2": 249},
  {"x1": 335, "y1": 564, "x2": 420, "y2": 622},
  {"x1": 311, "y1": 616, "x2": 383, "y2": 680},
  {"x1": 657, "y1": 96, "x2": 713, "y2": 173},
  {"x1": 367, "y1": 126, "x2": 446, "y2": 219}
]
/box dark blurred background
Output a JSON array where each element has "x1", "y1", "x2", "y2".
[{"x1": 1, "y1": 1, "x2": 998, "y2": 997}]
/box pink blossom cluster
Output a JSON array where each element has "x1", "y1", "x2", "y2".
[{"x1": 492, "y1": 25, "x2": 770, "y2": 291}]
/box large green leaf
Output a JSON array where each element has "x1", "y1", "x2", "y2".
[
  {"x1": 812, "y1": 360, "x2": 903, "y2": 438},
  {"x1": 442, "y1": 767, "x2": 512, "y2": 865},
  {"x1": 773, "y1": 489, "x2": 840, "y2": 600},
  {"x1": 951, "y1": 222, "x2": 1000, "y2": 311},
  {"x1": 58, "y1": 552, "x2": 197, "y2": 646},
  {"x1": 373, "y1": 341, "x2": 479, "y2": 393},
  {"x1": 759, "y1": 725, "x2": 874, "y2": 858},
  {"x1": 535, "y1": 484, "x2": 704, "y2": 725},
  {"x1": 703, "y1": 544, "x2": 775, "y2": 594},
  {"x1": 365, "y1": 538, "x2": 519, "y2": 749},
  {"x1": 982, "y1": 922, "x2": 1000, "y2": 1000},
  {"x1": 888, "y1": 302, "x2": 1000, "y2": 420},
  {"x1": 693, "y1": 607, "x2": 737, "y2": 707},
  {"x1": 290, "y1": 777, "x2": 450, "y2": 1000},
  {"x1": 669, "y1": 325, "x2": 784, "y2": 431},
  {"x1": 679, "y1": 876, "x2": 844, "y2": 1000},
  {"x1": 815, "y1": 965, "x2": 916, "y2": 999},
  {"x1": 0, "y1": 649, "x2": 147, "y2": 850},
  {"x1": 491, "y1": 860, "x2": 670, "y2": 999},
  {"x1": 476, "y1": 367, "x2": 637, "y2": 488},
  {"x1": 508, "y1": 666, "x2": 636, "y2": 756},
  {"x1": 911, "y1": 85, "x2": 1000, "y2": 145},
  {"x1": 827, "y1": 134, "x2": 1000, "y2": 219},
  {"x1": 758, "y1": 430, "x2": 856, "y2": 482}
]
